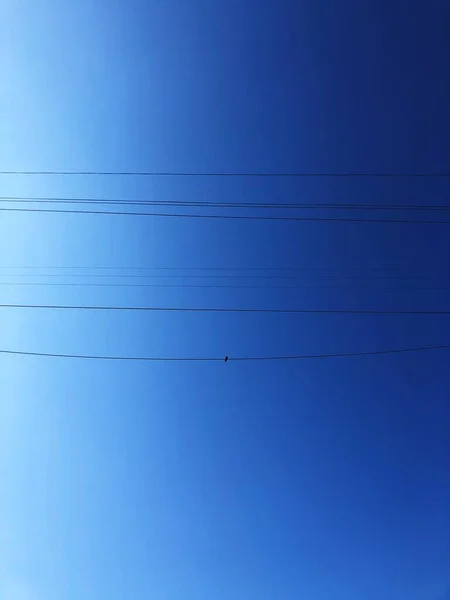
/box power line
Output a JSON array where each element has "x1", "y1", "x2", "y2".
[
  {"x1": 3, "y1": 265, "x2": 446, "y2": 279},
  {"x1": 2, "y1": 303, "x2": 450, "y2": 314},
  {"x1": 0, "y1": 273, "x2": 445, "y2": 280},
  {"x1": 2, "y1": 206, "x2": 450, "y2": 224},
  {"x1": 1, "y1": 343, "x2": 449, "y2": 362},
  {"x1": 0, "y1": 266, "x2": 418, "y2": 271},
  {"x1": 2, "y1": 196, "x2": 450, "y2": 212},
  {"x1": 1, "y1": 170, "x2": 449, "y2": 178},
  {"x1": 0, "y1": 273, "x2": 303, "y2": 280},
  {"x1": 3, "y1": 267, "x2": 446, "y2": 283},
  {"x1": 3, "y1": 282, "x2": 450, "y2": 290}
]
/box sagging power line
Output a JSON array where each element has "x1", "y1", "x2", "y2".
[
  {"x1": 2, "y1": 196, "x2": 450, "y2": 212},
  {"x1": 2, "y1": 303, "x2": 450, "y2": 315},
  {"x1": 1, "y1": 170, "x2": 450, "y2": 178},
  {"x1": 1, "y1": 343, "x2": 449, "y2": 362},
  {"x1": 0, "y1": 265, "x2": 422, "y2": 271},
  {"x1": 2, "y1": 206, "x2": 450, "y2": 224},
  {"x1": 3, "y1": 282, "x2": 450, "y2": 291},
  {"x1": 1, "y1": 273, "x2": 446, "y2": 280}
]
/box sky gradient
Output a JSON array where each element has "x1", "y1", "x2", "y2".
[{"x1": 1, "y1": 1, "x2": 450, "y2": 600}]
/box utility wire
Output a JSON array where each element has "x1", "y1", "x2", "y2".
[
  {"x1": 2, "y1": 206, "x2": 450, "y2": 224},
  {"x1": 2, "y1": 303, "x2": 450, "y2": 314},
  {"x1": 3, "y1": 266, "x2": 446, "y2": 279},
  {"x1": 1, "y1": 170, "x2": 449, "y2": 178},
  {"x1": 0, "y1": 272, "x2": 450, "y2": 281},
  {"x1": 2, "y1": 196, "x2": 450, "y2": 212},
  {"x1": 0, "y1": 273, "x2": 445, "y2": 280},
  {"x1": 0, "y1": 273, "x2": 304, "y2": 280},
  {"x1": 1, "y1": 343, "x2": 449, "y2": 362},
  {"x1": 2, "y1": 282, "x2": 450, "y2": 291},
  {"x1": 0, "y1": 266, "x2": 418, "y2": 271}
]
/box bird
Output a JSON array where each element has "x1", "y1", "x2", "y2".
[{"x1": 224, "y1": 356, "x2": 229, "y2": 362}]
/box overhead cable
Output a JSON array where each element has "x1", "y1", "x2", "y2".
[
  {"x1": 1, "y1": 343, "x2": 449, "y2": 362},
  {"x1": 2, "y1": 303, "x2": 450, "y2": 315},
  {"x1": 2, "y1": 206, "x2": 450, "y2": 224},
  {"x1": 2, "y1": 196, "x2": 450, "y2": 212},
  {"x1": 1, "y1": 170, "x2": 449, "y2": 178}
]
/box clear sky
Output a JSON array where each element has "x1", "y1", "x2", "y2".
[{"x1": 1, "y1": 1, "x2": 450, "y2": 599}]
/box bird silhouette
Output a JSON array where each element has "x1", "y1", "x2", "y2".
[{"x1": 224, "y1": 356, "x2": 228, "y2": 362}]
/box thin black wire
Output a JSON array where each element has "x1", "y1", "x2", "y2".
[
  {"x1": 0, "y1": 272, "x2": 445, "y2": 280},
  {"x1": 0, "y1": 273, "x2": 301, "y2": 280},
  {"x1": 1, "y1": 170, "x2": 449, "y2": 177},
  {"x1": 2, "y1": 303, "x2": 450, "y2": 314},
  {"x1": 2, "y1": 196, "x2": 450, "y2": 212},
  {"x1": 2, "y1": 206, "x2": 450, "y2": 224},
  {"x1": 1, "y1": 282, "x2": 450, "y2": 290},
  {"x1": 1, "y1": 343, "x2": 449, "y2": 362},
  {"x1": 0, "y1": 266, "x2": 416, "y2": 271}
]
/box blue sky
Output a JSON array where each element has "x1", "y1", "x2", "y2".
[{"x1": 1, "y1": 1, "x2": 450, "y2": 599}]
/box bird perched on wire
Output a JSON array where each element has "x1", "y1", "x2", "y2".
[{"x1": 224, "y1": 356, "x2": 228, "y2": 362}]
